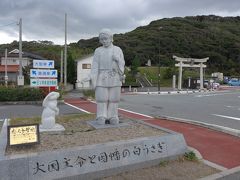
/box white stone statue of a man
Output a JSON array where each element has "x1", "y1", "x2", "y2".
[{"x1": 82, "y1": 29, "x2": 125, "y2": 125}]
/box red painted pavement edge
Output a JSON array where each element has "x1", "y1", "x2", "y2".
[{"x1": 64, "y1": 98, "x2": 240, "y2": 169}]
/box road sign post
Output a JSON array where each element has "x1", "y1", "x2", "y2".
[{"x1": 31, "y1": 60, "x2": 58, "y2": 94}]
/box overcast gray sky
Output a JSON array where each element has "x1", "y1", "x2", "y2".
[{"x1": 0, "y1": 0, "x2": 240, "y2": 45}]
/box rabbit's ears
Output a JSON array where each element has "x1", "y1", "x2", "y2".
[{"x1": 42, "y1": 92, "x2": 59, "y2": 107}]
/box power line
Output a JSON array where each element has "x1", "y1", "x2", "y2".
[{"x1": 0, "y1": 21, "x2": 17, "y2": 28}]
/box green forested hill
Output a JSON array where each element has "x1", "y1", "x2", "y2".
[
  {"x1": 1, "y1": 15, "x2": 240, "y2": 76},
  {"x1": 0, "y1": 40, "x2": 92, "y2": 61},
  {"x1": 78, "y1": 15, "x2": 240, "y2": 76}
]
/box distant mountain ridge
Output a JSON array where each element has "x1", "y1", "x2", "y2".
[
  {"x1": 1, "y1": 15, "x2": 240, "y2": 76},
  {"x1": 77, "y1": 15, "x2": 240, "y2": 75}
]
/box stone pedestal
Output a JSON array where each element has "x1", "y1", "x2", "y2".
[
  {"x1": 40, "y1": 124, "x2": 65, "y2": 132},
  {"x1": 87, "y1": 120, "x2": 129, "y2": 129}
]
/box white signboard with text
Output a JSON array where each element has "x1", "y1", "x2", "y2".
[
  {"x1": 33, "y1": 60, "x2": 55, "y2": 69},
  {"x1": 30, "y1": 69, "x2": 58, "y2": 78},
  {"x1": 30, "y1": 79, "x2": 58, "y2": 87}
]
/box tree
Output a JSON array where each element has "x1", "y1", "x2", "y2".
[
  {"x1": 164, "y1": 67, "x2": 177, "y2": 79},
  {"x1": 67, "y1": 52, "x2": 77, "y2": 86},
  {"x1": 131, "y1": 56, "x2": 141, "y2": 76}
]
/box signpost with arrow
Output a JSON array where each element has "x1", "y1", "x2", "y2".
[{"x1": 30, "y1": 60, "x2": 58, "y2": 93}]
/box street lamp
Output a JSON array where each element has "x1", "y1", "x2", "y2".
[{"x1": 158, "y1": 26, "x2": 163, "y2": 94}]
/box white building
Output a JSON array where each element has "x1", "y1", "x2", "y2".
[
  {"x1": 211, "y1": 72, "x2": 223, "y2": 81},
  {"x1": 76, "y1": 55, "x2": 93, "y2": 89}
]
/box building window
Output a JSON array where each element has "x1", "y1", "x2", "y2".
[{"x1": 82, "y1": 64, "x2": 91, "y2": 69}]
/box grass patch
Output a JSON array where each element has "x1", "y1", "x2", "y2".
[
  {"x1": 57, "y1": 113, "x2": 96, "y2": 133},
  {"x1": 159, "y1": 152, "x2": 198, "y2": 168},
  {"x1": 9, "y1": 117, "x2": 41, "y2": 126},
  {"x1": 9, "y1": 113, "x2": 96, "y2": 133},
  {"x1": 57, "y1": 113, "x2": 95, "y2": 123},
  {"x1": 159, "y1": 160, "x2": 169, "y2": 167},
  {"x1": 184, "y1": 151, "x2": 198, "y2": 161},
  {"x1": 138, "y1": 66, "x2": 173, "y2": 87}
]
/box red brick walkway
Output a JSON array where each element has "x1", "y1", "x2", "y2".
[{"x1": 64, "y1": 98, "x2": 240, "y2": 169}]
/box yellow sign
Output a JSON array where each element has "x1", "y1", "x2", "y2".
[{"x1": 8, "y1": 124, "x2": 39, "y2": 146}]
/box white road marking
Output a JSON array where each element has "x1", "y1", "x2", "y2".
[
  {"x1": 195, "y1": 92, "x2": 239, "y2": 97},
  {"x1": 65, "y1": 100, "x2": 240, "y2": 136},
  {"x1": 85, "y1": 100, "x2": 154, "y2": 119},
  {"x1": 65, "y1": 100, "x2": 153, "y2": 118},
  {"x1": 212, "y1": 114, "x2": 240, "y2": 121},
  {"x1": 118, "y1": 108, "x2": 154, "y2": 119},
  {"x1": 64, "y1": 102, "x2": 92, "y2": 114}
]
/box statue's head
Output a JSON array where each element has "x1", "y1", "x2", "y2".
[
  {"x1": 42, "y1": 92, "x2": 60, "y2": 107},
  {"x1": 99, "y1": 28, "x2": 113, "y2": 47}
]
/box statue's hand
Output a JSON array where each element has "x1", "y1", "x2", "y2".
[
  {"x1": 80, "y1": 77, "x2": 91, "y2": 84},
  {"x1": 112, "y1": 54, "x2": 119, "y2": 63}
]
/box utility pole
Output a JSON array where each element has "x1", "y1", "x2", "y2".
[
  {"x1": 4, "y1": 49, "x2": 8, "y2": 87},
  {"x1": 158, "y1": 26, "x2": 163, "y2": 94},
  {"x1": 18, "y1": 18, "x2": 24, "y2": 86},
  {"x1": 158, "y1": 37, "x2": 160, "y2": 94},
  {"x1": 60, "y1": 50, "x2": 63, "y2": 84},
  {"x1": 64, "y1": 13, "x2": 67, "y2": 87}
]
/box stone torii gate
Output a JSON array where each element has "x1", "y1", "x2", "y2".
[{"x1": 173, "y1": 55, "x2": 209, "y2": 90}]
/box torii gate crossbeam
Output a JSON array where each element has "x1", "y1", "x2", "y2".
[{"x1": 173, "y1": 55, "x2": 209, "y2": 90}]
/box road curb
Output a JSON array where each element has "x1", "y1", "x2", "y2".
[
  {"x1": 142, "y1": 117, "x2": 240, "y2": 180},
  {"x1": 123, "y1": 89, "x2": 215, "y2": 95},
  {"x1": 187, "y1": 147, "x2": 228, "y2": 172},
  {"x1": 157, "y1": 116, "x2": 240, "y2": 137},
  {"x1": 198, "y1": 166, "x2": 240, "y2": 180},
  {"x1": 0, "y1": 119, "x2": 8, "y2": 159},
  {"x1": 153, "y1": 116, "x2": 240, "y2": 179},
  {"x1": 129, "y1": 120, "x2": 236, "y2": 180}
]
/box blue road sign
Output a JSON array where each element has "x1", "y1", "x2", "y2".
[
  {"x1": 33, "y1": 60, "x2": 55, "y2": 69},
  {"x1": 30, "y1": 69, "x2": 58, "y2": 78}
]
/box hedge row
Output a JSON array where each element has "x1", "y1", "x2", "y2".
[{"x1": 0, "y1": 87, "x2": 45, "y2": 101}]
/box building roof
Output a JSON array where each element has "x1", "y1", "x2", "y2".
[
  {"x1": 0, "y1": 49, "x2": 45, "y2": 60},
  {"x1": 0, "y1": 65, "x2": 19, "y2": 72}
]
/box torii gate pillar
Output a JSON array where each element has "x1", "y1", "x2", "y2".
[{"x1": 173, "y1": 55, "x2": 209, "y2": 90}]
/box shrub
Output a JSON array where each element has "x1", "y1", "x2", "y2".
[
  {"x1": 184, "y1": 151, "x2": 198, "y2": 161},
  {"x1": 82, "y1": 89, "x2": 95, "y2": 99},
  {"x1": 0, "y1": 87, "x2": 45, "y2": 101}
]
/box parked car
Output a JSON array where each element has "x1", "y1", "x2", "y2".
[
  {"x1": 212, "y1": 82, "x2": 220, "y2": 89},
  {"x1": 228, "y1": 79, "x2": 240, "y2": 86},
  {"x1": 203, "y1": 80, "x2": 209, "y2": 88}
]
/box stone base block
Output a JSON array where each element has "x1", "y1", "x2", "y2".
[
  {"x1": 40, "y1": 123, "x2": 65, "y2": 132},
  {"x1": 87, "y1": 120, "x2": 130, "y2": 129}
]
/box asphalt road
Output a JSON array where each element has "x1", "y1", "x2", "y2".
[
  {"x1": 119, "y1": 90, "x2": 240, "y2": 131},
  {"x1": 0, "y1": 103, "x2": 83, "y2": 119},
  {"x1": 1, "y1": 89, "x2": 239, "y2": 132}
]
